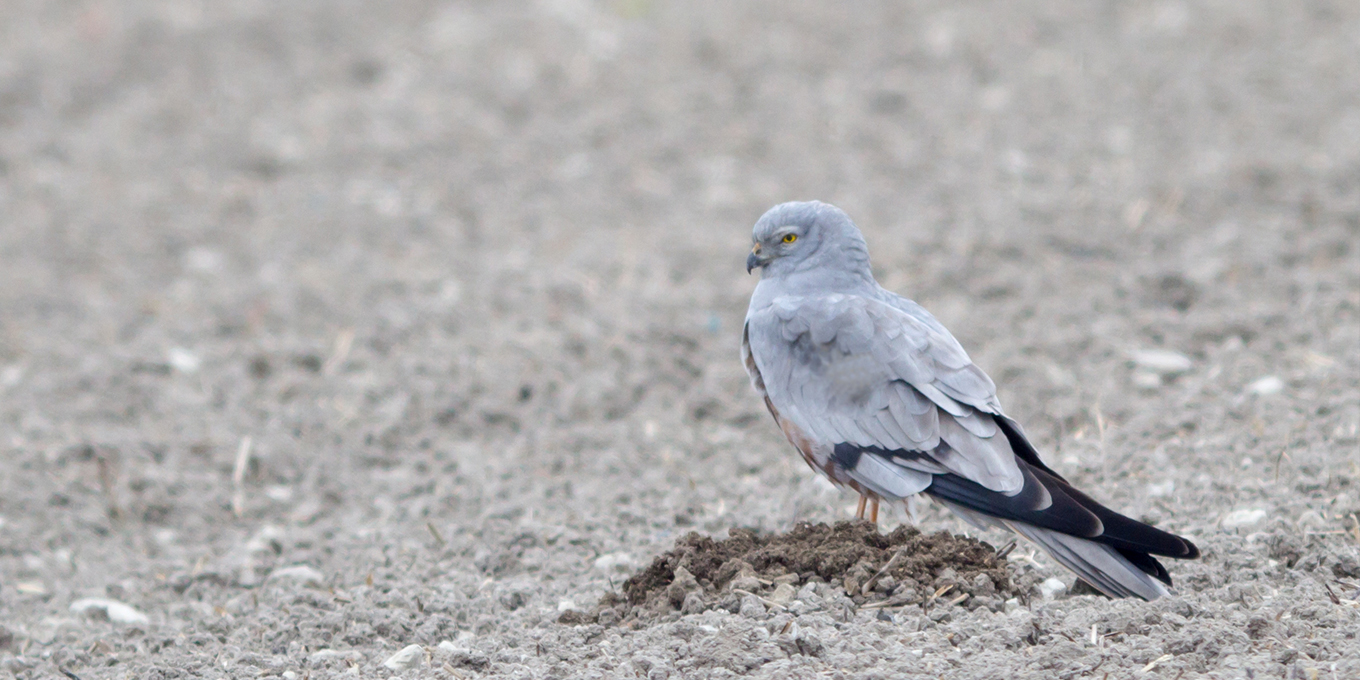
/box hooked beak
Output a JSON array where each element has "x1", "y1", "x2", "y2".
[{"x1": 746, "y1": 243, "x2": 765, "y2": 274}]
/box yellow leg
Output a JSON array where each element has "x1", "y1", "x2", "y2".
[
  {"x1": 855, "y1": 494, "x2": 868, "y2": 520},
  {"x1": 869, "y1": 496, "x2": 880, "y2": 524}
]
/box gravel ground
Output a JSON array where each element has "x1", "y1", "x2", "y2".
[{"x1": 1, "y1": 1, "x2": 1357, "y2": 678}]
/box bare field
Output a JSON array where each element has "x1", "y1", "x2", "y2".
[{"x1": 0, "y1": 2, "x2": 1357, "y2": 678}]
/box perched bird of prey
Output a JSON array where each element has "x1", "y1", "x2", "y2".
[{"x1": 742, "y1": 201, "x2": 1199, "y2": 600}]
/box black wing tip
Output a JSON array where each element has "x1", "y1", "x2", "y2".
[
  {"x1": 1023, "y1": 466, "x2": 1201, "y2": 560},
  {"x1": 1116, "y1": 547, "x2": 1174, "y2": 586},
  {"x1": 995, "y1": 416, "x2": 1066, "y2": 482},
  {"x1": 925, "y1": 462, "x2": 1202, "y2": 562},
  {"x1": 1179, "y1": 537, "x2": 1202, "y2": 560}
]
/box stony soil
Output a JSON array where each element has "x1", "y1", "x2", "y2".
[
  {"x1": 0, "y1": 1, "x2": 1357, "y2": 679},
  {"x1": 617, "y1": 521, "x2": 1017, "y2": 616}
]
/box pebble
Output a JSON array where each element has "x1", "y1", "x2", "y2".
[
  {"x1": 1221, "y1": 508, "x2": 1268, "y2": 529},
  {"x1": 728, "y1": 574, "x2": 763, "y2": 592},
  {"x1": 796, "y1": 583, "x2": 821, "y2": 603},
  {"x1": 681, "y1": 591, "x2": 706, "y2": 615},
  {"x1": 267, "y1": 565, "x2": 325, "y2": 586},
  {"x1": 245, "y1": 525, "x2": 285, "y2": 554},
  {"x1": 1132, "y1": 370, "x2": 1164, "y2": 388},
  {"x1": 167, "y1": 347, "x2": 201, "y2": 373},
  {"x1": 69, "y1": 598, "x2": 150, "y2": 625},
  {"x1": 1147, "y1": 480, "x2": 1175, "y2": 497},
  {"x1": 1247, "y1": 375, "x2": 1284, "y2": 396},
  {"x1": 738, "y1": 594, "x2": 765, "y2": 619},
  {"x1": 1038, "y1": 577, "x2": 1067, "y2": 600},
  {"x1": 769, "y1": 583, "x2": 797, "y2": 605},
  {"x1": 383, "y1": 644, "x2": 424, "y2": 671},
  {"x1": 666, "y1": 566, "x2": 701, "y2": 604},
  {"x1": 308, "y1": 649, "x2": 364, "y2": 663},
  {"x1": 593, "y1": 552, "x2": 635, "y2": 572},
  {"x1": 1129, "y1": 349, "x2": 1193, "y2": 374},
  {"x1": 1297, "y1": 510, "x2": 1327, "y2": 530}
]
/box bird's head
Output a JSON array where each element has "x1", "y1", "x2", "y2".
[{"x1": 746, "y1": 201, "x2": 870, "y2": 278}]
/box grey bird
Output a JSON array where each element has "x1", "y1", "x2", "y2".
[{"x1": 742, "y1": 201, "x2": 1199, "y2": 600}]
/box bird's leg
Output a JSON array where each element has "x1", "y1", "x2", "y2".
[
  {"x1": 869, "y1": 496, "x2": 880, "y2": 525},
  {"x1": 855, "y1": 494, "x2": 868, "y2": 520}
]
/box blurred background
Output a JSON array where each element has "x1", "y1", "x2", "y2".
[{"x1": 0, "y1": 1, "x2": 1356, "y2": 677}]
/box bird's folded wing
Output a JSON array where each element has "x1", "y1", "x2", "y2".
[{"x1": 746, "y1": 294, "x2": 1023, "y2": 495}]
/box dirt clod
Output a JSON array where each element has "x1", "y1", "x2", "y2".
[{"x1": 622, "y1": 521, "x2": 1014, "y2": 613}]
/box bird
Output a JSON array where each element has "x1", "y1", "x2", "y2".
[{"x1": 741, "y1": 200, "x2": 1200, "y2": 600}]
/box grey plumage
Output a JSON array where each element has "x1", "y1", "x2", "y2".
[{"x1": 743, "y1": 201, "x2": 1199, "y2": 600}]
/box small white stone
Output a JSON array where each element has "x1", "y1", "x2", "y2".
[
  {"x1": 167, "y1": 347, "x2": 201, "y2": 374},
  {"x1": 1038, "y1": 577, "x2": 1067, "y2": 600},
  {"x1": 1129, "y1": 349, "x2": 1193, "y2": 374},
  {"x1": 1247, "y1": 375, "x2": 1284, "y2": 396},
  {"x1": 245, "y1": 525, "x2": 285, "y2": 554},
  {"x1": 383, "y1": 644, "x2": 424, "y2": 671},
  {"x1": 268, "y1": 565, "x2": 325, "y2": 586},
  {"x1": 557, "y1": 599, "x2": 576, "y2": 612},
  {"x1": 593, "y1": 552, "x2": 635, "y2": 572},
  {"x1": 0, "y1": 365, "x2": 22, "y2": 387},
  {"x1": 1131, "y1": 370, "x2": 1163, "y2": 389},
  {"x1": 16, "y1": 580, "x2": 46, "y2": 595},
  {"x1": 439, "y1": 279, "x2": 463, "y2": 304},
  {"x1": 437, "y1": 640, "x2": 461, "y2": 654},
  {"x1": 1147, "y1": 480, "x2": 1175, "y2": 497},
  {"x1": 184, "y1": 247, "x2": 224, "y2": 273},
  {"x1": 1003, "y1": 598, "x2": 1021, "y2": 613},
  {"x1": 265, "y1": 485, "x2": 294, "y2": 502},
  {"x1": 309, "y1": 649, "x2": 364, "y2": 663},
  {"x1": 1221, "y1": 508, "x2": 1268, "y2": 529},
  {"x1": 282, "y1": 672, "x2": 298, "y2": 680},
  {"x1": 1297, "y1": 510, "x2": 1327, "y2": 531},
  {"x1": 769, "y1": 583, "x2": 797, "y2": 605},
  {"x1": 70, "y1": 598, "x2": 150, "y2": 625}
]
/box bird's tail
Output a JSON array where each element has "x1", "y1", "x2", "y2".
[{"x1": 940, "y1": 502, "x2": 1172, "y2": 600}]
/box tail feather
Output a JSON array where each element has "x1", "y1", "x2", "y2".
[
  {"x1": 1006, "y1": 521, "x2": 1170, "y2": 600},
  {"x1": 937, "y1": 501, "x2": 1173, "y2": 600},
  {"x1": 830, "y1": 434, "x2": 1199, "y2": 600}
]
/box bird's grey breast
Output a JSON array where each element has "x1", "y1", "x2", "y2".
[{"x1": 748, "y1": 295, "x2": 890, "y2": 412}]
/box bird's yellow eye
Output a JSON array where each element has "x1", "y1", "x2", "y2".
[{"x1": 782, "y1": 234, "x2": 797, "y2": 244}]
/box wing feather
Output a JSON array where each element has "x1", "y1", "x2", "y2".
[{"x1": 746, "y1": 294, "x2": 1023, "y2": 495}]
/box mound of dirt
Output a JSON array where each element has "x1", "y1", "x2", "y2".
[{"x1": 601, "y1": 521, "x2": 1015, "y2": 621}]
